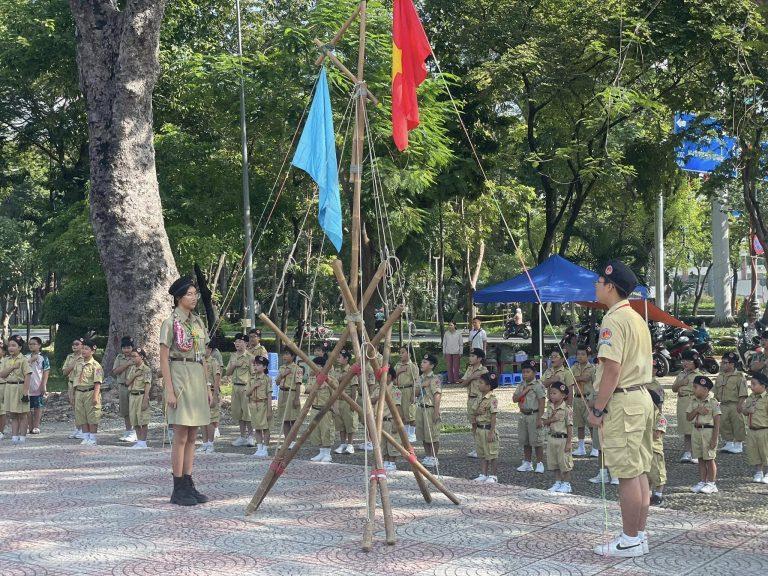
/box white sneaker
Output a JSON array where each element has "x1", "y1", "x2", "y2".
[
  {"x1": 485, "y1": 475, "x2": 498, "y2": 484},
  {"x1": 121, "y1": 431, "x2": 137, "y2": 443},
  {"x1": 288, "y1": 441, "x2": 296, "y2": 449},
  {"x1": 213, "y1": 427, "x2": 220, "y2": 438},
  {"x1": 68, "y1": 430, "x2": 80, "y2": 439},
  {"x1": 557, "y1": 482, "x2": 572, "y2": 494},
  {"x1": 752, "y1": 471, "x2": 764, "y2": 483},
  {"x1": 590, "y1": 448, "x2": 600, "y2": 457},
  {"x1": 473, "y1": 474, "x2": 488, "y2": 482},
  {"x1": 75, "y1": 430, "x2": 85, "y2": 439},
  {"x1": 80, "y1": 437, "x2": 91, "y2": 445},
  {"x1": 231, "y1": 436, "x2": 247, "y2": 447},
  {"x1": 359, "y1": 441, "x2": 373, "y2": 451},
  {"x1": 589, "y1": 470, "x2": 611, "y2": 484},
  {"x1": 384, "y1": 461, "x2": 397, "y2": 472},
  {"x1": 762, "y1": 475, "x2": 768, "y2": 485},
  {"x1": 129, "y1": 442, "x2": 148, "y2": 450},
  {"x1": 423, "y1": 456, "x2": 438, "y2": 467},
  {"x1": 700, "y1": 482, "x2": 718, "y2": 494},
  {"x1": 593, "y1": 535, "x2": 644, "y2": 557},
  {"x1": 0, "y1": 432, "x2": 4, "y2": 440},
  {"x1": 691, "y1": 458, "x2": 699, "y2": 464},
  {"x1": 610, "y1": 476, "x2": 619, "y2": 485},
  {"x1": 548, "y1": 481, "x2": 563, "y2": 492},
  {"x1": 516, "y1": 461, "x2": 533, "y2": 472},
  {"x1": 196, "y1": 443, "x2": 209, "y2": 453},
  {"x1": 319, "y1": 449, "x2": 332, "y2": 464},
  {"x1": 467, "y1": 450, "x2": 478, "y2": 458},
  {"x1": 334, "y1": 444, "x2": 347, "y2": 454},
  {"x1": 680, "y1": 451, "x2": 692, "y2": 463},
  {"x1": 641, "y1": 533, "x2": 649, "y2": 555},
  {"x1": 118, "y1": 430, "x2": 129, "y2": 441},
  {"x1": 167, "y1": 429, "x2": 174, "y2": 443},
  {"x1": 205, "y1": 444, "x2": 216, "y2": 454},
  {"x1": 246, "y1": 435, "x2": 256, "y2": 447},
  {"x1": 720, "y1": 441, "x2": 734, "y2": 453},
  {"x1": 407, "y1": 432, "x2": 417, "y2": 443},
  {"x1": 534, "y1": 462, "x2": 545, "y2": 474},
  {"x1": 732, "y1": 442, "x2": 744, "y2": 454},
  {"x1": 691, "y1": 481, "x2": 706, "y2": 493},
  {"x1": 344, "y1": 444, "x2": 355, "y2": 454},
  {"x1": 572, "y1": 446, "x2": 587, "y2": 456},
  {"x1": 311, "y1": 450, "x2": 325, "y2": 462}
]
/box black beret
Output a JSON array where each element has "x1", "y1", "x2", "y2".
[
  {"x1": 681, "y1": 349, "x2": 700, "y2": 361},
  {"x1": 313, "y1": 356, "x2": 327, "y2": 367},
  {"x1": 550, "y1": 381, "x2": 569, "y2": 394},
  {"x1": 750, "y1": 372, "x2": 768, "y2": 387},
  {"x1": 470, "y1": 347, "x2": 485, "y2": 359},
  {"x1": 120, "y1": 336, "x2": 134, "y2": 348},
  {"x1": 521, "y1": 359, "x2": 538, "y2": 372},
  {"x1": 693, "y1": 376, "x2": 713, "y2": 390},
  {"x1": 599, "y1": 260, "x2": 638, "y2": 295},
  {"x1": 234, "y1": 333, "x2": 246, "y2": 342},
  {"x1": 721, "y1": 351, "x2": 739, "y2": 364},
  {"x1": 482, "y1": 372, "x2": 499, "y2": 389},
  {"x1": 550, "y1": 348, "x2": 565, "y2": 359},
  {"x1": 340, "y1": 349, "x2": 353, "y2": 360},
  {"x1": 422, "y1": 353, "x2": 438, "y2": 366},
  {"x1": 248, "y1": 328, "x2": 262, "y2": 337},
  {"x1": 253, "y1": 355, "x2": 269, "y2": 367},
  {"x1": 8, "y1": 335, "x2": 24, "y2": 347},
  {"x1": 168, "y1": 276, "x2": 195, "y2": 298},
  {"x1": 81, "y1": 339, "x2": 96, "y2": 349}
]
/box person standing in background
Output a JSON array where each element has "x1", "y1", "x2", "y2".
[
  {"x1": 26, "y1": 336, "x2": 50, "y2": 435},
  {"x1": 442, "y1": 321, "x2": 463, "y2": 385},
  {"x1": 468, "y1": 317, "x2": 487, "y2": 354}
]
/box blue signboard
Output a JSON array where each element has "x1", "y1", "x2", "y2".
[{"x1": 674, "y1": 113, "x2": 737, "y2": 174}]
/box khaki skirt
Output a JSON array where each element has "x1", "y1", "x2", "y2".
[
  {"x1": 167, "y1": 361, "x2": 210, "y2": 427},
  {"x1": 4, "y1": 382, "x2": 30, "y2": 414}
]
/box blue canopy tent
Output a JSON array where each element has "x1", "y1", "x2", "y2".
[{"x1": 474, "y1": 255, "x2": 648, "y2": 370}]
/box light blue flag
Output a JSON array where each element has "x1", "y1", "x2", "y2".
[{"x1": 291, "y1": 68, "x2": 343, "y2": 252}]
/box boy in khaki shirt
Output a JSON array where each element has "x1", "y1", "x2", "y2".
[
  {"x1": 687, "y1": 376, "x2": 721, "y2": 494},
  {"x1": 542, "y1": 381, "x2": 573, "y2": 493},
  {"x1": 395, "y1": 346, "x2": 419, "y2": 442},
  {"x1": 72, "y1": 340, "x2": 104, "y2": 446},
  {"x1": 227, "y1": 333, "x2": 254, "y2": 447},
  {"x1": 571, "y1": 345, "x2": 596, "y2": 456},
  {"x1": 458, "y1": 347, "x2": 488, "y2": 457},
  {"x1": 248, "y1": 355, "x2": 273, "y2": 458},
  {"x1": 740, "y1": 372, "x2": 768, "y2": 483},
  {"x1": 513, "y1": 360, "x2": 546, "y2": 473},
  {"x1": 714, "y1": 351, "x2": 747, "y2": 454}
]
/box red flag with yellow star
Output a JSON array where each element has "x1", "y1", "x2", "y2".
[{"x1": 392, "y1": 0, "x2": 431, "y2": 151}]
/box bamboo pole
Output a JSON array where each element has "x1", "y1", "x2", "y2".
[
  {"x1": 314, "y1": 2, "x2": 363, "y2": 66},
  {"x1": 312, "y1": 40, "x2": 379, "y2": 106}
]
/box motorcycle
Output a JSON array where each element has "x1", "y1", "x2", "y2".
[
  {"x1": 738, "y1": 321, "x2": 763, "y2": 367},
  {"x1": 504, "y1": 320, "x2": 532, "y2": 339},
  {"x1": 661, "y1": 328, "x2": 719, "y2": 375}
]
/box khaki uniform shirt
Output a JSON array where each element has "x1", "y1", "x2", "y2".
[
  {"x1": 0, "y1": 357, "x2": 5, "y2": 384},
  {"x1": 545, "y1": 402, "x2": 572, "y2": 435},
  {"x1": 249, "y1": 372, "x2": 272, "y2": 402},
  {"x1": 653, "y1": 408, "x2": 667, "y2": 455},
  {"x1": 126, "y1": 364, "x2": 152, "y2": 392},
  {"x1": 513, "y1": 379, "x2": 546, "y2": 412},
  {"x1": 3, "y1": 354, "x2": 32, "y2": 383},
  {"x1": 541, "y1": 365, "x2": 575, "y2": 389},
  {"x1": 743, "y1": 393, "x2": 768, "y2": 429},
  {"x1": 687, "y1": 393, "x2": 721, "y2": 427},
  {"x1": 279, "y1": 363, "x2": 302, "y2": 392},
  {"x1": 227, "y1": 351, "x2": 253, "y2": 384},
  {"x1": 331, "y1": 363, "x2": 358, "y2": 392},
  {"x1": 308, "y1": 372, "x2": 337, "y2": 406},
  {"x1": 715, "y1": 371, "x2": 748, "y2": 403},
  {"x1": 248, "y1": 344, "x2": 268, "y2": 358},
  {"x1": 159, "y1": 307, "x2": 209, "y2": 360},
  {"x1": 112, "y1": 353, "x2": 132, "y2": 385},
  {"x1": 475, "y1": 392, "x2": 499, "y2": 425},
  {"x1": 63, "y1": 353, "x2": 83, "y2": 384},
  {"x1": 416, "y1": 373, "x2": 441, "y2": 407},
  {"x1": 73, "y1": 357, "x2": 104, "y2": 391},
  {"x1": 395, "y1": 360, "x2": 419, "y2": 389},
  {"x1": 368, "y1": 378, "x2": 398, "y2": 418},
  {"x1": 595, "y1": 299, "x2": 652, "y2": 389},
  {"x1": 571, "y1": 362, "x2": 595, "y2": 397},
  {"x1": 674, "y1": 369, "x2": 704, "y2": 399},
  {"x1": 205, "y1": 355, "x2": 222, "y2": 386},
  {"x1": 462, "y1": 364, "x2": 488, "y2": 399}
]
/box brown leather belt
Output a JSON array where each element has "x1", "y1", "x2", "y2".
[
  {"x1": 694, "y1": 424, "x2": 714, "y2": 429},
  {"x1": 614, "y1": 384, "x2": 647, "y2": 394},
  {"x1": 476, "y1": 423, "x2": 492, "y2": 430},
  {"x1": 750, "y1": 426, "x2": 768, "y2": 431},
  {"x1": 130, "y1": 391, "x2": 144, "y2": 396},
  {"x1": 550, "y1": 432, "x2": 567, "y2": 438},
  {"x1": 76, "y1": 386, "x2": 95, "y2": 393},
  {"x1": 233, "y1": 382, "x2": 247, "y2": 386},
  {"x1": 521, "y1": 409, "x2": 538, "y2": 415},
  {"x1": 5, "y1": 381, "x2": 23, "y2": 384}
]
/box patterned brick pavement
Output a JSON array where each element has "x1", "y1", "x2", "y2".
[{"x1": 1, "y1": 441, "x2": 767, "y2": 576}]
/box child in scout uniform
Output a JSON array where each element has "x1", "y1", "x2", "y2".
[
  {"x1": 458, "y1": 348, "x2": 488, "y2": 458},
  {"x1": 276, "y1": 348, "x2": 302, "y2": 447},
  {"x1": 571, "y1": 345, "x2": 596, "y2": 456},
  {"x1": 672, "y1": 349, "x2": 705, "y2": 463},
  {"x1": 687, "y1": 375, "x2": 721, "y2": 494},
  {"x1": 416, "y1": 353, "x2": 442, "y2": 467},
  {"x1": 247, "y1": 328, "x2": 268, "y2": 358},
  {"x1": 541, "y1": 349, "x2": 575, "y2": 399},
  {"x1": 62, "y1": 338, "x2": 84, "y2": 439},
  {"x1": 740, "y1": 372, "x2": 768, "y2": 483},
  {"x1": 473, "y1": 372, "x2": 500, "y2": 484},
  {"x1": 378, "y1": 366, "x2": 403, "y2": 473},
  {"x1": 125, "y1": 347, "x2": 152, "y2": 450},
  {"x1": 249, "y1": 355, "x2": 272, "y2": 458},
  {"x1": 513, "y1": 359, "x2": 546, "y2": 473},
  {"x1": 715, "y1": 351, "x2": 748, "y2": 454},
  {"x1": 747, "y1": 330, "x2": 768, "y2": 377},
  {"x1": 359, "y1": 348, "x2": 385, "y2": 452},
  {"x1": 647, "y1": 387, "x2": 667, "y2": 505},
  {"x1": 227, "y1": 333, "x2": 255, "y2": 447},
  {"x1": 332, "y1": 349, "x2": 358, "y2": 455},
  {"x1": 26, "y1": 336, "x2": 50, "y2": 435},
  {"x1": 0, "y1": 342, "x2": 7, "y2": 440},
  {"x1": 308, "y1": 356, "x2": 335, "y2": 463},
  {"x1": 198, "y1": 341, "x2": 222, "y2": 454},
  {"x1": 72, "y1": 339, "x2": 104, "y2": 446},
  {"x1": 112, "y1": 336, "x2": 136, "y2": 444},
  {"x1": 542, "y1": 381, "x2": 574, "y2": 493},
  {"x1": 0, "y1": 336, "x2": 32, "y2": 445},
  {"x1": 395, "y1": 346, "x2": 419, "y2": 443}
]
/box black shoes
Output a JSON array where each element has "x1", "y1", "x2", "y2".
[
  {"x1": 183, "y1": 474, "x2": 210, "y2": 504},
  {"x1": 170, "y1": 474, "x2": 198, "y2": 506},
  {"x1": 649, "y1": 494, "x2": 663, "y2": 506}
]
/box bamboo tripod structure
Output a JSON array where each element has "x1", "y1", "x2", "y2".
[{"x1": 245, "y1": 2, "x2": 459, "y2": 551}]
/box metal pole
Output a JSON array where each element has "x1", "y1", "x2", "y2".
[
  {"x1": 711, "y1": 197, "x2": 734, "y2": 324},
  {"x1": 236, "y1": 0, "x2": 256, "y2": 328},
  {"x1": 655, "y1": 191, "x2": 665, "y2": 311}
]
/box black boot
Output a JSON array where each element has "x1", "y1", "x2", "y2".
[
  {"x1": 183, "y1": 474, "x2": 210, "y2": 504},
  {"x1": 170, "y1": 475, "x2": 197, "y2": 506}
]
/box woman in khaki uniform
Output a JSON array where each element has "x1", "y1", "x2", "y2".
[
  {"x1": 672, "y1": 349, "x2": 705, "y2": 463},
  {"x1": 159, "y1": 276, "x2": 211, "y2": 507},
  {"x1": 126, "y1": 348, "x2": 152, "y2": 450},
  {"x1": 249, "y1": 355, "x2": 272, "y2": 458},
  {"x1": 395, "y1": 346, "x2": 419, "y2": 442},
  {"x1": 332, "y1": 349, "x2": 358, "y2": 454},
  {"x1": 0, "y1": 343, "x2": 7, "y2": 440},
  {"x1": 62, "y1": 339, "x2": 84, "y2": 440},
  {"x1": 416, "y1": 354, "x2": 442, "y2": 467},
  {"x1": 0, "y1": 336, "x2": 32, "y2": 445}
]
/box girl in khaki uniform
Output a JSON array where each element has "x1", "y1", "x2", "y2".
[
  {"x1": 473, "y1": 372, "x2": 500, "y2": 483},
  {"x1": 227, "y1": 333, "x2": 254, "y2": 447},
  {"x1": 686, "y1": 376, "x2": 721, "y2": 494},
  {"x1": 62, "y1": 339, "x2": 84, "y2": 439},
  {"x1": 332, "y1": 350, "x2": 358, "y2": 454},
  {"x1": 160, "y1": 276, "x2": 211, "y2": 506},
  {"x1": 395, "y1": 346, "x2": 419, "y2": 441},
  {"x1": 72, "y1": 340, "x2": 103, "y2": 446},
  {"x1": 249, "y1": 355, "x2": 272, "y2": 458},
  {"x1": 0, "y1": 343, "x2": 7, "y2": 439},
  {"x1": 198, "y1": 341, "x2": 222, "y2": 454},
  {"x1": 672, "y1": 349, "x2": 705, "y2": 463},
  {"x1": 1, "y1": 336, "x2": 32, "y2": 445},
  {"x1": 416, "y1": 354, "x2": 442, "y2": 467},
  {"x1": 308, "y1": 356, "x2": 335, "y2": 463},
  {"x1": 126, "y1": 348, "x2": 152, "y2": 449}
]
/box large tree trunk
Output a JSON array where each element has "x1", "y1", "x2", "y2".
[
  {"x1": 691, "y1": 263, "x2": 712, "y2": 317},
  {"x1": 69, "y1": 0, "x2": 177, "y2": 375},
  {"x1": 1, "y1": 292, "x2": 19, "y2": 342}
]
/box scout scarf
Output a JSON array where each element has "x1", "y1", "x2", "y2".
[{"x1": 173, "y1": 312, "x2": 204, "y2": 361}]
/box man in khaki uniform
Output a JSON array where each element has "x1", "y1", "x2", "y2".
[
  {"x1": 458, "y1": 348, "x2": 488, "y2": 457},
  {"x1": 686, "y1": 376, "x2": 721, "y2": 494},
  {"x1": 541, "y1": 349, "x2": 576, "y2": 399},
  {"x1": 395, "y1": 346, "x2": 419, "y2": 442},
  {"x1": 247, "y1": 328, "x2": 268, "y2": 358},
  {"x1": 227, "y1": 333, "x2": 254, "y2": 447},
  {"x1": 571, "y1": 345, "x2": 597, "y2": 456},
  {"x1": 62, "y1": 339, "x2": 84, "y2": 440},
  {"x1": 332, "y1": 350, "x2": 358, "y2": 455},
  {"x1": 513, "y1": 360, "x2": 546, "y2": 473},
  {"x1": 741, "y1": 372, "x2": 768, "y2": 483},
  {"x1": 588, "y1": 261, "x2": 654, "y2": 558},
  {"x1": 0, "y1": 336, "x2": 32, "y2": 445},
  {"x1": 416, "y1": 354, "x2": 442, "y2": 467},
  {"x1": 112, "y1": 336, "x2": 136, "y2": 443},
  {"x1": 672, "y1": 349, "x2": 705, "y2": 462},
  {"x1": 72, "y1": 340, "x2": 104, "y2": 446},
  {"x1": 714, "y1": 351, "x2": 747, "y2": 454}
]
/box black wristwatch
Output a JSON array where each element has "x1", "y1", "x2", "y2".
[{"x1": 591, "y1": 407, "x2": 606, "y2": 417}]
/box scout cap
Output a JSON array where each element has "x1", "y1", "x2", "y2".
[
  {"x1": 482, "y1": 372, "x2": 499, "y2": 390},
  {"x1": 313, "y1": 356, "x2": 327, "y2": 367},
  {"x1": 750, "y1": 372, "x2": 768, "y2": 387},
  {"x1": 693, "y1": 375, "x2": 713, "y2": 390},
  {"x1": 423, "y1": 353, "x2": 438, "y2": 366},
  {"x1": 120, "y1": 336, "x2": 134, "y2": 348},
  {"x1": 254, "y1": 355, "x2": 269, "y2": 367},
  {"x1": 470, "y1": 347, "x2": 485, "y2": 359},
  {"x1": 81, "y1": 339, "x2": 96, "y2": 349},
  {"x1": 599, "y1": 260, "x2": 638, "y2": 295},
  {"x1": 550, "y1": 381, "x2": 568, "y2": 394},
  {"x1": 721, "y1": 351, "x2": 739, "y2": 364},
  {"x1": 681, "y1": 349, "x2": 700, "y2": 361},
  {"x1": 234, "y1": 333, "x2": 246, "y2": 342},
  {"x1": 521, "y1": 359, "x2": 537, "y2": 372},
  {"x1": 168, "y1": 276, "x2": 194, "y2": 297},
  {"x1": 248, "y1": 328, "x2": 262, "y2": 337}
]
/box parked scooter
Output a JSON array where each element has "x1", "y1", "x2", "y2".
[{"x1": 504, "y1": 320, "x2": 532, "y2": 339}]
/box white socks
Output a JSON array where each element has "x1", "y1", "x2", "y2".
[
  {"x1": 622, "y1": 532, "x2": 642, "y2": 545},
  {"x1": 578, "y1": 440, "x2": 585, "y2": 450}
]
